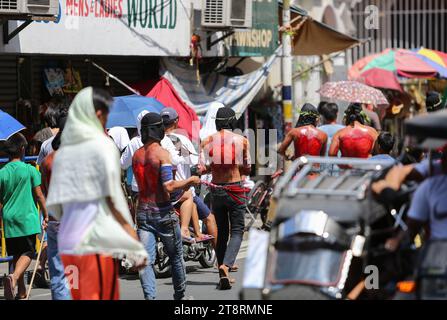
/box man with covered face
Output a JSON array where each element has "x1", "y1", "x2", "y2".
[
  {"x1": 200, "y1": 107, "x2": 251, "y2": 290},
  {"x1": 133, "y1": 113, "x2": 200, "y2": 300}
]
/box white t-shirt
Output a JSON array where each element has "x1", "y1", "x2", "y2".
[
  {"x1": 37, "y1": 136, "x2": 55, "y2": 165},
  {"x1": 168, "y1": 132, "x2": 199, "y2": 196}
]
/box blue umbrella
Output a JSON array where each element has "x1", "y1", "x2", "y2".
[
  {"x1": 106, "y1": 95, "x2": 165, "y2": 129},
  {"x1": 0, "y1": 109, "x2": 25, "y2": 141}
]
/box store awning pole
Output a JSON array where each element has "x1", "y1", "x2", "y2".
[{"x1": 281, "y1": 0, "x2": 293, "y2": 133}]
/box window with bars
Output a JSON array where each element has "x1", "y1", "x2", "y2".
[{"x1": 350, "y1": 0, "x2": 447, "y2": 62}]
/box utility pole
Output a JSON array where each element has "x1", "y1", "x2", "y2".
[{"x1": 281, "y1": 0, "x2": 293, "y2": 134}]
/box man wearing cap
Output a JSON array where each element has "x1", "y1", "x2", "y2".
[
  {"x1": 200, "y1": 107, "x2": 251, "y2": 290},
  {"x1": 133, "y1": 112, "x2": 200, "y2": 300},
  {"x1": 426, "y1": 91, "x2": 445, "y2": 113},
  {"x1": 161, "y1": 107, "x2": 218, "y2": 247}
]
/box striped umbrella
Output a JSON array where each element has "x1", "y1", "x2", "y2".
[
  {"x1": 413, "y1": 48, "x2": 447, "y2": 78},
  {"x1": 349, "y1": 49, "x2": 446, "y2": 91}
]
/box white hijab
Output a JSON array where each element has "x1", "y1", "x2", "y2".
[
  {"x1": 108, "y1": 126, "x2": 130, "y2": 152},
  {"x1": 47, "y1": 87, "x2": 147, "y2": 263},
  {"x1": 199, "y1": 101, "x2": 224, "y2": 141}
]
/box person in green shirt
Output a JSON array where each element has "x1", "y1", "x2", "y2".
[{"x1": 0, "y1": 133, "x2": 48, "y2": 300}]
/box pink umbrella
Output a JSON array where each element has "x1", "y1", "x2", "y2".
[
  {"x1": 357, "y1": 68, "x2": 403, "y2": 92},
  {"x1": 317, "y1": 81, "x2": 389, "y2": 106}
]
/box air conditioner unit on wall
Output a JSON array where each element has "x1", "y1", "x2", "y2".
[
  {"x1": 201, "y1": 0, "x2": 253, "y2": 29},
  {"x1": 0, "y1": 0, "x2": 58, "y2": 19}
]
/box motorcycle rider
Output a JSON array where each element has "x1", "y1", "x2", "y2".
[
  {"x1": 161, "y1": 107, "x2": 218, "y2": 247},
  {"x1": 133, "y1": 113, "x2": 200, "y2": 300},
  {"x1": 278, "y1": 103, "x2": 328, "y2": 160},
  {"x1": 377, "y1": 144, "x2": 447, "y2": 251}
]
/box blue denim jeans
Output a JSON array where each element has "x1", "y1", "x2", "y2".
[
  {"x1": 47, "y1": 221, "x2": 71, "y2": 300},
  {"x1": 137, "y1": 210, "x2": 186, "y2": 300}
]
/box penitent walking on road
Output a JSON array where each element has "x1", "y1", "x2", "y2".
[
  {"x1": 133, "y1": 112, "x2": 201, "y2": 300},
  {"x1": 200, "y1": 107, "x2": 251, "y2": 290}
]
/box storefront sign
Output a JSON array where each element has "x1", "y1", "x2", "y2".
[
  {"x1": 224, "y1": 0, "x2": 279, "y2": 57},
  {"x1": 1, "y1": 0, "x2": 191, "y2": 56}
]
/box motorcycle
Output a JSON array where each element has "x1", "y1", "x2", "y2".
[
  {"x1": 154, "y1": 226, "x2": 216, "y2": 278},
  {"x1": 241, "y1": 156, "x2": 416, "y2": 300}
]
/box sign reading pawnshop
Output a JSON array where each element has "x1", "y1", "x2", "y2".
[
  {"x1": 224, "y1": 0, "x2": 279, "y2": 57},
  {"x1": 2, "y1": 0, "x2": 191, "y2": 56}
]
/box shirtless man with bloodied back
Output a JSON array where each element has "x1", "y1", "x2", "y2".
[
  {"x1": 278, "y1": 104, "x2": 328, "y2": 160},
  {"x1": 133, "y1": 113, "x2": 200, "y2": 300},
  {"x1": 200, "y1": 107, "x2": 251, "y2": 290},
  {"x1": 329, "y1": 103, "x2": 378, "y2": 159}
]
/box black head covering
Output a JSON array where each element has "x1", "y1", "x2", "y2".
[
  {"x1": 296, "y1": 103, "x2": 319, "y2": 128},
  {"x1": 215, "y1": 107, "x2": 237, "y2": 131},
  {"x1": 140, "y1": 113, "x2": 165, "y2": 143},
  {"x1": 426, "y1": 91, "x2": 443, "y2": 112}
]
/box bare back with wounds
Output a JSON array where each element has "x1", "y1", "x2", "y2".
[
  {"x1": 201, "y1": 130, "x2": 251, "y2": 184},
  {"x1": 278, "y1": 125, "x2": 328, "y2": 160},
  {"x1": 329, "y1": 122, "x2": 378, "y2": 158},
  {"x1": 133, "y1": 143, "x2": 171, "y2": 205}
]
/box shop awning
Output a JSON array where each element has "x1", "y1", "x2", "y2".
[
  {"x1": 158, "y1": 48, "x2": 280, "y2": 117},
  {"x1": 279, "y1": 2, "x2": 360, "y2": 56}
]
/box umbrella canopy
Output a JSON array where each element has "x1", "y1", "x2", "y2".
[
  {"x1": 317, "y1": 81, "x2": 389, "y2": 106},
  {"x1": 0, "y1": 109, "x2": 25, "y2": 141},
  {"x1": 361, "y1": 49, "x2": 438, "y2": 78},
  {"x1": 349, "y1": 49, "x2": 442, "y2": 91},
  {"x1": 357, "y1": 68, "x2": 403, "y2": 92},
  {"x1": 413, "y1": 48, "x2": 447, "y2": 78},
  {"x1": 106, "y1": 95, "x2": 165, "y2": 129}
]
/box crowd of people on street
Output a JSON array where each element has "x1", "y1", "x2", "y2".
[
  {"x1": 1, "y1": 83, "x2": 446, "y2": 300},
  {"x1": 0, "y1": 87, "x2": 250, "y2": 300}
]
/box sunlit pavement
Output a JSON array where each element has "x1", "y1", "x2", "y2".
[{"x1": 0, "y1": 238, "x2": 249, "y2": 301}]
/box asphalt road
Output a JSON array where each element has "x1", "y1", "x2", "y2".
[{"x1": 2, "y1": 239, "x2": 249, "y2": 301}]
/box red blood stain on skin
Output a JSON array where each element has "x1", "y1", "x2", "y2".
[
  {"x1": 293, "y1": 128, "x2": 324, "y2": 157},
  {"x1": 133, "y1": 149, "x2": 164, "y2": 203},
  {"x1": 208, "y1": 135, "x2": 237, "y2": 168},
  {"x1": 339, "y1": 128, "x2": 375, "y2": 158}
]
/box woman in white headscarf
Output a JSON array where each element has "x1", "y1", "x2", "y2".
[{"x1": 46, "y1": 87, "x2": 147, "y2": 300}]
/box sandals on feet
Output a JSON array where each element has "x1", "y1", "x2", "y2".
[
  {"x1": 3, "y1": 275, "x2": 15, "y2": 300},
  {"x1": 195, "y1": 234, "x2": 214, "y2": 242},
  {"x1": 217, "y1": 266, "x2": 232, "y2": 290},
  {"x1": 182, "y1": 236, "x2": 196, "y2": 244}
]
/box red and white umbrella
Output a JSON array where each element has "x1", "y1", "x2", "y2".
[{"x1": 317, "y1": 81, "x2": 389, "y2": 106}]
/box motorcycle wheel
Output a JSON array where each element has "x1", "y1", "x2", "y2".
[{"x1": 199, "y1": 242, "x2": 216, "y2": 268}]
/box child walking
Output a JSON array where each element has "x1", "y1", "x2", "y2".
[{"x1": 0, "y1": 133, "x2": 48, "y2": 300}]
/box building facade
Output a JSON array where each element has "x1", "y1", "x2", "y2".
[{"x1": 349, "y1": 0, "x2": 447, "y2": 63}]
